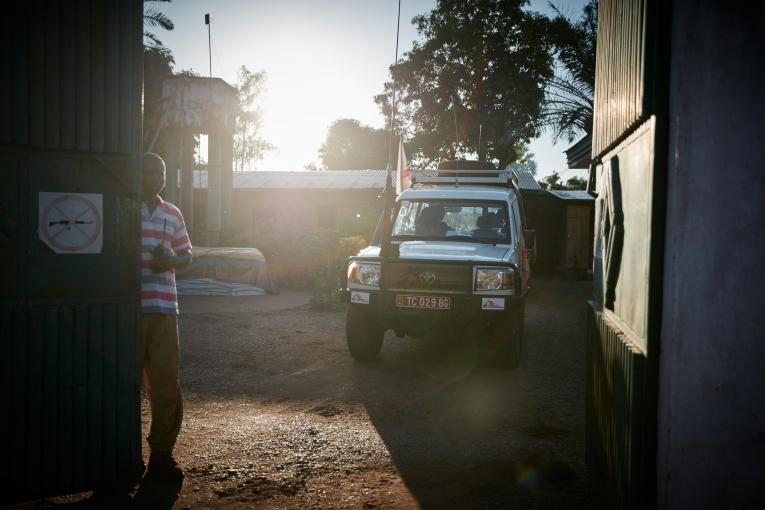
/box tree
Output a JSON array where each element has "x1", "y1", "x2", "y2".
[
  {"x1": 375, "y1": 0, "x2": 554, "y2": 168},
  {"x1": 506, "y1": 152, "x2": 538, "y2": 176},
  {"x1": 143, "y1": 0, "x2": 175, "y2": 48},
  {"x1": 539, "y1": 171, "x2": 563, "y2": 190},
  {"x1": 142, "y1": 1, "x2": 175, "y2": 151},
  {"x1": 538, "y1": 171, "x2": 587, "y2": 190},
  {"x1": 233, "y1": 66, "x2": 275, "y2": 172},
  {"x1": 565, "y1": 176, "x2": 587, "y2": 190},
  {"x1": 319, "y1": 119, "x2": 391, "y2": 170},
  {"x1": 540, "y1": 1, "x2": 597, "y2": 143}
]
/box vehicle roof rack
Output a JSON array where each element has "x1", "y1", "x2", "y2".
[
  {"x1": 437, "y1": 159, "x2": 497, "y2": 174},
  {"x1": 413, "y1": 175, "x2": 513, "y2": 187},
  {"x1": 412, "y1": 160, "x2": 519, "y2": 190}
]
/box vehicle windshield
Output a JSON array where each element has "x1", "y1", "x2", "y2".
[{"x1": 391, "y1": 199, "x2": 511, "y2": 243}]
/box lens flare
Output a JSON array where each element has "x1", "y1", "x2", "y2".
[{"x1": 516, "y1": 466, "x2": 540, "y2": 490}]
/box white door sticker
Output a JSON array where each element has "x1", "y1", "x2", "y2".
[
  {"x1": 350, "y1": 291, "x2": 370, "y2": 304},
  {"x1": 481, "y1": 297, "x2": 505, "y2": 310},
  {"x1": 39, "y1": 192, "x2": 103, "y2": 254}
]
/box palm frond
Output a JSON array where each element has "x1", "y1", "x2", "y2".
[
  {"x1": 540, "y1": 70, "x2": 594, "y2": 142},
  {"x1": 143, "y1": 30, "x2": 164, "y2": 48},
  {"x1": 144, "y1": 7, "x2": 174, "y2": 31}
]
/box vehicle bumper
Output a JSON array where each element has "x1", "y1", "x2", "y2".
[{"x1": 343, "y1": 288, "x2": 523, "y2": 333}]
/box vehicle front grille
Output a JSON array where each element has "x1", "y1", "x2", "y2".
[{"x1": 382, "y1": 261, "x2": 472, "y2": 294}]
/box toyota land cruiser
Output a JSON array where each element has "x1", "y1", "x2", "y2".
[{"x1": 342, "y1": 161, "x2": 534, "y2": 368}]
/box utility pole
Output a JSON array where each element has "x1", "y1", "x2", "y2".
[{"x1": 205, "y1": 13, "x2": 211, "y2": 77}]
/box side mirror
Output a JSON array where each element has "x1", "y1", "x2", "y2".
[{"x1": 524, "y1": 229, "x2": 537, "y2": 263}]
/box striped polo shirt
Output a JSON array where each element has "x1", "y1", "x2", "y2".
[{"x1": 141, "y1": 198, "x2": 192, "y2": 315}]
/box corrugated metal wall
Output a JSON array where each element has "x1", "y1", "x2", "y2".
[
  {"x1": 588, "y1": 0, "x2": 669, "y2": 508},
  {"x1": 587, "y1": 305, "x2": 651, "y2": 509},
  {"x1": 1, "y1": 1, "x2": 140, "y2": 153},
  {"x1": 0, "y1": 0, "x2": 144, "y2": 501},
  {"x1": 592, "y1": 0, "x2": 649, "y2": 157},
  {"x1": 1, "y1": 304, "x2": 139, "y2": 497}
]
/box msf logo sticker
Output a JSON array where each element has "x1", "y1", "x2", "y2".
[
  {"x1": 481, "y1": 297, "x2": 505, "y2": 310},
  {"x1": 350, "y1": 291, "x2": 370, "y2": 305}
]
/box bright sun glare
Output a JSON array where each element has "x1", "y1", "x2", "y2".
[
  {"x1": 160, "y1": 0, "x2": 577, "y2": 175},
  {"x1": 255, "y1": 34, "x2": 384, "y2": 171}
]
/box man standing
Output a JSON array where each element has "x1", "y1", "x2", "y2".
[{"x1": 140, "y1": 153, "x2": 192, "y2": 482}]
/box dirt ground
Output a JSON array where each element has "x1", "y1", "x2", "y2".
[{"x1": 23, "y1": 278, "x2": 598, "y2": 509}]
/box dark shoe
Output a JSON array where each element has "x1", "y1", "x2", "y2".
[{"x1": 147, "y1": 451, "x2": 184, "y2": 483}]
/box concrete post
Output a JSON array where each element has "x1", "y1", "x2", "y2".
[
  {"x1": 221, "y1": 129, "x2": 234, "y2": 236},
  {"x1": 206, "y1": 130, "x2": 223, "y2": 246},
  {"x1": 180, "y1": 129, "x2": 194, "y2": 235},
  {"x1": 163, "y1": 128, "x2": 179, "y2": 204}
]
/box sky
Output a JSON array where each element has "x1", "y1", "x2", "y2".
[{"x1": 156, "y1": 0, "x2": 589, "y2": 180}]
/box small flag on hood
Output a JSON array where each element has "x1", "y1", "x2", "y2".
[{"x1": 396, "y1": 138, "x2": 411, "y2": 195}]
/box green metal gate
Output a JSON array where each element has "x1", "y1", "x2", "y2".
[
  {"x1": 587, "y1": 0, "x2": 670, "y2": 508},
  {"x1": 0, "y1": 0, "x2": 144, "y2": 501}
]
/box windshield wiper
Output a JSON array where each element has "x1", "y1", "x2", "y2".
[
  {"x1": 442, "y1": 235, "x2": 509, "y2": 245},
  {"x1": 393, "y1": 234, "x2": 509, "y2": 245},
  {"x1": 445, "y1": 235, "x2": 479, "y2": 241}
]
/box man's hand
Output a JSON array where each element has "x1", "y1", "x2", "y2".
[
  {"x1": 151, "y1": 246, "x2": 192, "y2": 273},
  {"x1": 151, "y1": 254, "x2": 175, "y2": 273}
]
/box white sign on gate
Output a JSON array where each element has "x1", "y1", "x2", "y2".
[{"x1": 39, "y1": 192, "x2": 103, "y2": 254}]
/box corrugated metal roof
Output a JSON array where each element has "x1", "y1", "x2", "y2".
[
  {"x1": 412, "y1": 168, "x2": 437, "y2": 178},
  {"x1": 549, "y1": 190, "x2": 595, "y2": 201},
  {"x1": 236, "y1": 170, "x2": 388, "y2": 189},
  {"x1": 511, "y1": 169, "x2": 542, "y2": 190},
  {"x1": 193, "y1": 169, "x2": 437, "y2": 189},
  {"x1": 192, "y1": 170, "x2": 385, "y2": 189},
  {"x1": 565, "y1": 134, "x2": 592, "y2": 169}
]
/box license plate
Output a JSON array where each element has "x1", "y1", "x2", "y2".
[{"x1": 396, "y1": 295, "x2": 451, "y2": 310}]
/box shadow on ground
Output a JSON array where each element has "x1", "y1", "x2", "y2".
[
  {"x1": 353, "y1": 279, "x2": 596, "y2": 509},
  {"x1": 20, "y1": 476, "x2": 182, "y2": 509}
]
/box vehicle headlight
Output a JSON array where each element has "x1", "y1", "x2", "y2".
[
  {"x1": 474, "y1": 267, "x2": 514, "y2": 292},
  {"x1": 347, "y1": 261, "x2": 381, "y2": 288}
]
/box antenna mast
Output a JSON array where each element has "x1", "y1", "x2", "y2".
[
  {"x1": 386, "y1": 0, "x2": 403, "y2": 171},
  {"x1": 205, "y1": 14, "x2": 212, "y2": 77}
]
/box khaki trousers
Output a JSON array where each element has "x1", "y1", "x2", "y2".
[{"x1": 140, "y1": 313, "x2": 183, "y2": 453}]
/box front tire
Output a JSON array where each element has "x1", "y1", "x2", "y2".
[
  {"x1": 493, "y1": 303, "x2": 524, "y2": 369},
  {"x1": 346, "y1": 306, "x2": 384, "y2": 361}
]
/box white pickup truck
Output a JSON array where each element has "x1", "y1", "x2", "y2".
[{"x1": 342, "y1": 161, "x2": 534, "y2": 368}]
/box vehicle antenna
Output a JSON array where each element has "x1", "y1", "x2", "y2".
[
  {"x1": 381, "y1": 0, "x2": 402, "y2": 258},
  {"x1": 478, "y1": 124, "x2": 483, "y2": 160},
  {"x1": 452, "y1": 94, "x2": 459, "y2": 157},
  {"x1": 385, "y1": 0, "x2": 402, "y2": 173}
]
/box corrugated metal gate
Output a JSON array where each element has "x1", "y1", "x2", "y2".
[
  {"x1": 588, "y1": 0, "x2": 669, "y2": 508},
  {"x1": 0, "y1": 0, "x2": 144, "y2": 501}
]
